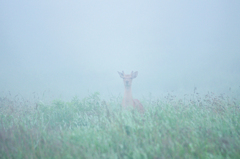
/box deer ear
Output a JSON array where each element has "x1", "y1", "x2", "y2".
[
  {"x1": 132, "y1": 71, "x2": 138, "y2": 78},
  {"x1": 118, "y1": 71, "x2": 124, "y2": 78}
]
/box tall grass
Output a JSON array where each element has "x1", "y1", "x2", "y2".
[{"x1": 0, "y1": 91, "x2": 239, "y2": 159}]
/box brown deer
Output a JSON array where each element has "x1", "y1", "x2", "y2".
[{"x1": 118, "y1": 71, "x2": 145, "y2": 114}]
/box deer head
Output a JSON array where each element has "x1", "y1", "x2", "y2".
[{"x1": 118, "y1": 71, "x2": 138, "y2": 89}]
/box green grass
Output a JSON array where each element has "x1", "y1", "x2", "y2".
[{"x1": 0, "y1": 92, "x2": 239, "y2": 159}]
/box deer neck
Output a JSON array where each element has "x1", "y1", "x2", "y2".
[{"x1": 123, "y1": 87, "x2": 134, "y2": 107}]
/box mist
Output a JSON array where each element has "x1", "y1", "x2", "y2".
[{"x1": 1, "y1": 0, "x2": 240, "y2": 100}]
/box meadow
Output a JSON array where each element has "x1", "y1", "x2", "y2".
[{"x1": 0, "y1": 91, "x2": 239, "y2": 159}]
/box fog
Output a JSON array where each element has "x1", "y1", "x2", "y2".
[{"x1": 1, "y1": 1, "x2": 240, "y2": 100}]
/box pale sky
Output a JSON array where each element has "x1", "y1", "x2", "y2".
[{"x1": 1, "y1": 0, "x2": 240, "y2": 100}]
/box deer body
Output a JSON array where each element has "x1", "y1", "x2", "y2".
[{"x1": 118, "y1": 71, "x2": 145, "y2": 113}]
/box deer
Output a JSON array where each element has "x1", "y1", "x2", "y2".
[{"x1": 118, "y1": 71, "x2": 145, "y2": 114}]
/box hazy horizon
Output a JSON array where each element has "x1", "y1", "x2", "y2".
[{"x1": 1, "y1": 1, "x2": 240, "y2": 100}]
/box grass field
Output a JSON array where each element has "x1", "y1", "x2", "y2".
[{"x1": 0, "y1": 91, "x2": 239, "y2": 159}]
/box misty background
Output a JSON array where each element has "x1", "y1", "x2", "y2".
[{"x1": 1, "y1": 1, "x2": 240, "y2": 100}]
